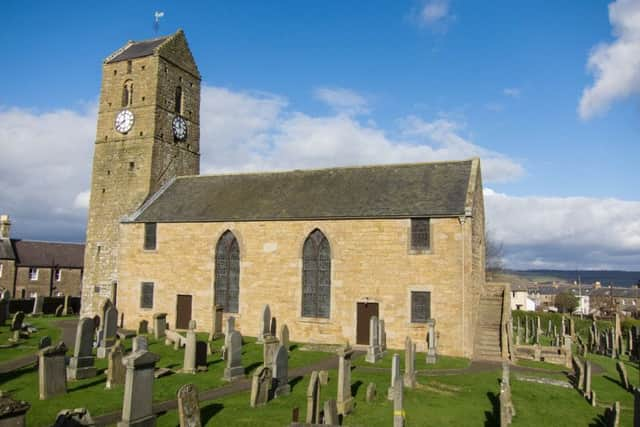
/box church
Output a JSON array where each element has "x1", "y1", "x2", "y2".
[{"x1": 81, "y1": 30, "x2": 490, "y2": 358}]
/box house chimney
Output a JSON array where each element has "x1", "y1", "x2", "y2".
[{"x1": 0, "y1": 215, "x2": 10, "y2": 239}]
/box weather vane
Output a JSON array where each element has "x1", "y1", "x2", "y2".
[{"x1": 154, "y1": 11, "x2": 165, "y2": 35}]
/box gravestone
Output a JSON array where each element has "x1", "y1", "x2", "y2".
[
  {"x1": 323, "y1": 400, "x2": 338, "y2": 425},
  {"x1": 222, "y1": 316, "x2": 236, "y2": 360},
  {"x1": 53, "y1": 408, "x2": 94, "y2": 426},
  {"x1": 572, "y1": 356, "x2": 584, "y2": 391},
  {"x1": 0, "y1": 289, "x2": 10, "y2": 326},
  {"x1": 270, "y1": 316, "x2": 277, "y2": 337},
  {"x1": 306, "y1": 371, "x2": 321, "y2": 424},
  {"x1": 280, "y1": 324, "x2": 290, "y2": 352},
  {"x1": 263, "y1": 335, "x2": 280, "y2": 371},
  {"x1": 39, "y1": 335, "x2": 52, "y2": 349},
  {"x1": 97, "y1": 305, "x2": 118, "y2": 358},
  {"x1": 196, "y1": 341, "x2": 208, "y2": 371},
  {"x1": 336, "y1": 345, "x2": 354, "y2": 415},
  {"x1": 319, "y1": 370, "x2": 329, "y2": 386},
  {"x1": 38, "y1": 342, "x2": 67, "y2": 400},
  {"x1": 117, "y1": 350, "x2": 160, "y2": 427},
  {"x1": 585, "y1": 360, "x2": 592, "y2": 398},
  {"x1": 606, "y1": 401, "x2": 620, "y2": 427},
  {"x1": 223, "y1": 330, "x2": 244, "y2": 381},
  {"x1": 11, "y1": 311, "x2": 25, "y2": 332},
  {"x1": 132, "y1": 335, "x2": 148, "y2": 353},
  {"x1": 54, "y1": 305, "x2": 64, "y2": 317},
  {"x1": 107, "y1": 340, "x2": 126, "y2": 389},
  {"x1": 177, "y1": 383, "x2": 201, "y2": 427},
  {"x1": 67, "y1": 317, "x2": 97, "y2": 380},
  {"x1": 365, "y1": 315, "x2": 382, "y2": 363},
  {"x1": 0, "y1": 394, "x2": 30, "y2": 426},
  {"x1": 138, "y1": 320, "x2": 148, "y2": 335},
  {"x1": 165, "y1": 330, "x2": 186, "y2": 349},
  {"x1": 257, "y1": 304, "x2": 271, "y2": 344},
  {"x1": 366, "y1": 382, "x2": 377, "y2": 402},
  {"x1": 152, "y1": 313, "x2": 167, "y2": 340},
  {"x1": 273, "y1": 344, "x2": 291, "y2": 397},
  {"x1": 404, "y1": 337, "x2": 416, "y2": 388},
  {"x1": 388, "y1": 353, "x2": 401, "y2": 400},
  {"x1": 379, "y1": 318, "x2": 387, "y2": 351},
  {"x1": 250, "y1": 366, "x2": 272, "y2": 407},
  {"x1": 63, "y1": 294, "x2": 71, "y2": 315},
  {"x1": 209, "y1": 305, "x2": 224, "y2": 341},
  {"x1": 392, "y1": 376, "x2": 405, "y2": 427},
  {"x1": 426, "y1": 319, "x2": 437, "y2": 364},
  {"x1": 32, "y1": 294, "x2": 44, "y2": 315},
  {"x1": 615, "y1": 361, "x2": 631, "y2": 391},
  {"x1": 182, "y1": 320, "x2": 197, "y2": 374}
]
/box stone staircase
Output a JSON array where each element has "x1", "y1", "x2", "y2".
[{"x1": 474, "y1": 283, "x2": 507, "y2": 361}]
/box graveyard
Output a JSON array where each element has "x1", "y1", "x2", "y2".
[{"x1": 1, "y1": 303, "x2": 640, "y2": 426}]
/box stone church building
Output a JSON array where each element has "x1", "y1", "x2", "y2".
[{"x1": 81, "y1": 30, "x2": 490, "y2": 358}]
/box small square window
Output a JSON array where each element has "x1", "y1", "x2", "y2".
[
  {"x1": 144, "y1": 223, "x2": 157, "y2": 250},
  {"x1": 411, "y1": 291, "x2": 431, "y2": 323},
  {"x1": 94, "y1": 285, "x2": 100, "y2": 293},
  {"x1": 140, "y1": 282, "x2": 154, "y2": 309},
  {"x1": 55, "y1": 268, "x2": 61, "y2": 282},
  {"x1": 410, "y1": 218, "x2": 430, "y2": 251},
  {"x1": 28, "y1": 267, "x2": 38, "y2": 281}
]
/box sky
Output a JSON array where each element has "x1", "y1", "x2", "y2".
[{"x1": 0, "y1": 0, "x2": 639, "y2": 271}]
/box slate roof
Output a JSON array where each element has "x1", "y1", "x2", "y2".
[
  {"x1": 0, "y1": 239, "x2": 15, "y2": 260},
  {"x1": 132, "y1": 159, "x2": 476, "y2": 223},
  {"x1": 106, "y1": 36, "x2": 170, "y2": 64},
  {"x1": 12, "y1": 240, "x2": 84, "y2": 268}
]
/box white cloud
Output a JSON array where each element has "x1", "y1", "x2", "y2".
[
  {"x1": 503, "y1": 88, "x2": 521, "y2": 98},
  {"x1": 420, "y1": 0, "x2": 450, "y2": 25},
  {"x1": 73, "y1": 191, "x2": 90, "y2": 209},
  {"x1": 313, "y1": 87, "x2": 370, "y2": 115},
  {"x1": 484, "y1": 188, "x2": 640, "y2": 269},
  {"x1": 579, "y1": 0, "x2": 640, "y2": 119}
]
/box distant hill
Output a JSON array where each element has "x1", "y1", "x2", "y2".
[{"x1": 506, "y1": 269, "x2": 640, "y2": 287}]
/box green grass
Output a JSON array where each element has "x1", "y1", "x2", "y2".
[
  {"x1": 0, "y1": 333, "x2": 332, "y2": 426},
  {"x1": 0, "y1": 314, "x2": 72, "y2": 362},
  {"x1": 352, "y1": 350, "x2": 470, "y2": 371}
]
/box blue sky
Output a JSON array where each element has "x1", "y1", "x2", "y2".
[{"x1": 1, "y1": 0, "x2": 639, "y2": 270}]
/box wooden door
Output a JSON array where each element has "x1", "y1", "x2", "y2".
[
  {"x1": 176, "y1": 294, "x2": 192, "y2": 330},
  {"x1": 356, "y1": 302, "x2": 379, "y2": 345}
]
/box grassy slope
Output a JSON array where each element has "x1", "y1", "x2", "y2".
[{"x1": 0, "y1": 314, "x2": 70, "y2": 362}]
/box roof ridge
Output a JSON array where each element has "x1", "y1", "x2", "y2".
[{"x1": 176, "y1": 158, "x2": 476, "y2": 181}]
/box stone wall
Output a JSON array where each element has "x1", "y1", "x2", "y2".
[
  {"x1": 0, "y1": 259, "x2": 16, "y2": 294},
  {"x1": 116, "y1": 216, "x2": 483, "y2": 357}
]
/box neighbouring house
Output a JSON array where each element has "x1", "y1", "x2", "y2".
[
  {"x1": 0, "y1": 215, "x2": 84, "y2": 298},
  {"x1": 511, "y1": 283, "x2": 535, "y2": 311}
]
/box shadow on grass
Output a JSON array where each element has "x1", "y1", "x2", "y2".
[
  {"x1": 69, "y1": 376, "x2": 106, "y2": 392},
  {"x1": 603, "y1": 374, "x2": 627, "y2": 390},
  {"x1": 351, "y1": 380, "x2": 363, "y2": 397},
  {"x1": 290, "y1": 344, "x2": 299, "y2": 352},
  {"x1": 0, "y1": 363, "x2": 38, "y2": 383},
  {"x1": 484, "y1": 391, "x2": 499, "y2": 427},
  {"x1": 202, "y1": 402, "x2": 224, "y2": 424},
  {"x1": 208, "y1": 358, "x2": 223, "y2": 367},
  {"x1": 588, "y1": 414, "x2": 607, "y2": 427},
  {"x1": 289, "y1": 375, "x2": 304, "y2": 392},
  {"x1": 245, "y1": 361, "x2": 262, "y2": 375}
]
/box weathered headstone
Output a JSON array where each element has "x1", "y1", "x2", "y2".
[
  {"x1": 117, "y1": 350, "x2": 160, "y2": 427},
  {"x1": 336, "y1": 345, "x2": 354, "y2": 415},
  {"x1": 209, "y1": 305, "x2": 224, "y2": 341},
  {"x1": 250, "y1": 366, "x2": 273, "y2": 407},
  {"x1": 404, "y1": 336, "x2": 416, "y2": 388},
  {"x1": 138, "y1": 319, "x2": 148, "y2": 335},
  {"x1": 572, "y1": 356, "x2": 584, "y2": 392},
  {"x1": 616, "y1": 361, "x2": 631, "y2": 391},
  {"x1": 11, "y1": 311, "x2": 24, "y2": 332},
  {"x1": 106, "y1": 340, "x2": 126, "y2": 389},
  {"x1": 38, "y1": 342, "x2": 67, "y2": 400},
  {"x1": 257, "y1": 304, "x2": 271, "y2": 344},
  {"x1": 585, "y1": 360, "x2": 592, "y2": 398},
  {"x1": 323, "y1": 400, "x2": 338, "y2": 425},
  {"x1": 318, "y1": 370, "x2": 329, "y2": 386},
  {"x1": 223, "y1": 330, "x2": 244, "y2": 381},
  {"x1": 152, "y1": 313, "x2": 167, "y2": 340},
  {"x1": 63, "y1": 294, "x2": 71, "y2": 315},
  {"x1": 177, "y1": 383, "x2": 201, "y2": 427},
  {"x1": 392, "y1": 376, "x2": 405, "y2": 427},
  {"x1": 365, "y1": 315, "x2": 382, "y2": 363},
  {"x1": 388, "y1": 353, "x2": 401, "y2": 400},
  {"x1": 366, "y1": 382, "x2": 377, "y2": 403},
  {"x1": 280, "y1": 324, "x2": 290, "y2": 352},
  {"x1": 97, "y1": 305, "x2": 118, "y2": 358},
  {"x1": 263, "y1": 335, "x2": 280, "y2": 371},
  {"x1": 165, "y1": 330, "x2": 186, "y2": 349},
  {"x1": 196, "y1": 341, "x2": 208, "y2": 371},
  {"x1": 606, "y1": 401, "x2": 620, "y2": 427},
  {"x1": 32, "y1": 293, "x2": 44, "y2": 316},
  {"x1": 55, "y1": 305, "x2": 64, "y2": 317},
  {"x1": 39, "y1": 335, "x2": 52, "y2": 349},
  {"x1": 306, "y1": 371, "x2": 321, "y2": 424},
  {"x1": 132, "y1": 335, "x2": 148, "y2": 353},
  {"x1": 379, "y1": 318, "x2": 387, "y2": 351},
  {"x1": 273, "y1": 344, "x2": 291, "y2": 397},
  {"x1": 182, "y1": 320, "x2": 197, "y2": 374},
  {"x1": 222, "y1": 316, "x2": 236, "y2": 360},
  {"x1": 426, "y1": 319, "x2": 437, "y2": 364},
  {"x1": 53, "y1": 408, "x2": 95, "y2": 426},
  {"x1": 499, "y1": 364, "x2": 514, "y2": 426},
  {"x1": 67, "y1": 317, "x2": 97, "y2": 380},
  {"x1": 0, "y1": 394, "x2": 30, "y2": 426}
]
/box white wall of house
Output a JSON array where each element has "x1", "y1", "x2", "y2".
[{"x1": 511, "y1": 291, "x2": 535, "y2": 311}]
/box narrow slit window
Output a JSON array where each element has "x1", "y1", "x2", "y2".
[
  {"x1": 144, "y1": 223, "x2": 157, "y2": 250},
  {"x1": 175, "y1": 86, "x2": 182, "y2": 114}
]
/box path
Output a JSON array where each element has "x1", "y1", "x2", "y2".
[{"x1": 0, "y1": 318, "x2": 78, "y2": 374}]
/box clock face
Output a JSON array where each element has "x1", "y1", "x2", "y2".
[
  {"x1": 114, "y1": 109, "x2": 134, "y2": 134},
  {"x1": 172, "y1": 116, "x2": 187, "y2": 141}
]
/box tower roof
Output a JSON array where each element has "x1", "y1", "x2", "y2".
[{"x1": 105, "y1": 35, "x2": 171, "y2": 64}]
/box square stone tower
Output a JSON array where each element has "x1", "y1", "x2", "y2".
[{"x1": 81, "y1": 30, "x2": 201, "y2": 316}]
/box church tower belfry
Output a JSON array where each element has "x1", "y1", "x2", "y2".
[{"x1": 81, "y1": 30, "x2": 200, "y2": 316}]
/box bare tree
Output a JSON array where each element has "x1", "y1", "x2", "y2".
[{"x1": 486, "y1": 226, "x2": 505, "y2": 281}]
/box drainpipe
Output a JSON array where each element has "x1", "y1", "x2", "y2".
[{"x1": 459, "y1": 215, "x2": 466, "y2": 356}]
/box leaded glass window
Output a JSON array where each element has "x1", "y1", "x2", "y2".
[
  {"x1": 144, "y1": 223, "x2": 156, "y2": 250},
  {"x1": 215, "y1": 231, "x2": 240, "y2": 313},
  {"x1": 140, "y1": 282, "x2": 154, "y2": 309},
  {"x1": 410, "y1": 218, "x2": 430, "y2": 251},
  {"x1": 411, "y1": 291, "x2": 431, "y2": 323},
  {"x1": 302, "y1": 229, "x2": 331, "y2": 318}
]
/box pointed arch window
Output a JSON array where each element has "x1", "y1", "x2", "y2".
[
  {"x1": 302, "y1": 229, "x2": 331, "y2": 318},
  {"x1": 215, "y1": 231, "x2": 239, "y2": 313},
  {"x1": 122, "y1": 80, "x2": 133, "y2": 107}
]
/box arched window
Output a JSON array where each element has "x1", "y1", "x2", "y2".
[
  {"x1": 175, "y1": 86, "x2": 182, "y2": 114},
  {"x1": 302, "y1": 229, "x2": 331, "y2": 318},
  {"x1": 214, "y1": 231, "x2": 239, "y2": 313},
  {"x1": 122, "y1": 81, "x2": 133, "y2": 107}
]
